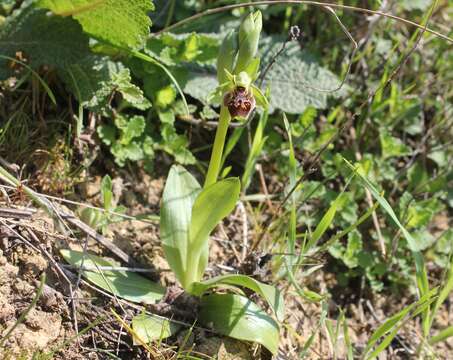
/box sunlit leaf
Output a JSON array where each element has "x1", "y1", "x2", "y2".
[
  {"x1": 36, "y1": 0, "x2": 154, "y2": 49},
  {"x1": 160, "y1": 165, "x2": 201, "y2": 289},
  {"x1": 199, "y1": 293, "x2": 280, "y2": 355},
  {"x1": 132, "y1": 313, "x2": 180, "y2": 344},
  {"x1": 190, "y1": 274, "x2": 284, "y2": 322},
  {"x1": 188, "y1": 177, "x2": 241, "y2": 287},
  {"x1": 60, "y1": 249, "x2": 165, "y2": 304}
]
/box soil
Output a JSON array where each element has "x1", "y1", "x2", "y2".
[{"x1": 0, "y1": 170, "x2": 452, "y2": 360}]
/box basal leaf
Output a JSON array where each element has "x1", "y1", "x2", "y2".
[
  {"x1": 160, "y1": 166, "x2": 240, "y2": 291},
  {"x1": 190, "y1": 274, "x2": 284, "y2": 322},
  {"x1": 160, "y1": 165, "x2": 201, "y2": 289},
  {"x1": 199, "y1": 293, "x2": 280, "y2": 355},
  {"x1": 60, "y1": 249, "x2": 165, "y2": 304},
  {"x1": 188, "y1": 178, "x2": 240, "y2": 288},
  {"x1": 132, "y1": 314, "x2": 180, "y2": 344},
  {"x1": 36, "y1": 0, "x2": 154, "y2": 48}
]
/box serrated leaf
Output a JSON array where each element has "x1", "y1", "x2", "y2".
[
  {"x1": 132, "y1": 314, "x2": 180, "y2": 344},
  {"x1": 64, "y1": 62, "x2": 150, "y2": 112},
  {"x1": 145, "y1": 32, "x2": 219, "y2": 66},
  {"x1": 199, "y1": 293, "x2": 280, "y2": 355},
  {"x1": 36, "y1": 0, "x2": 154, "y2": 49},
  {"x1": 190, "y1": 274, "x2": 284, "y2": 322},
  {"x1": 97, "y1": 124, "x2": 116, "y2": 145},
  {"x1": 60, "y1": 249, "x2": 165, "y2": 304},
  {"x1": 119, "y1": 115, "x2": 146, "y2": 144},
  {"x1": 260, "y1": 36, "x2": 345, "y2": 114}
]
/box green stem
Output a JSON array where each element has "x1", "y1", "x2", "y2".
[{"x1": 204, "y1": 105, "x2": 231, "y2": 187}]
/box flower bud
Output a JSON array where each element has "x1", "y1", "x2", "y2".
[
  {"x1": 234, "y1": 10, "x2": 262, "y2": 74},
  {"x1": 217, "y1": 30, "x2": 237, "y2": 84}
]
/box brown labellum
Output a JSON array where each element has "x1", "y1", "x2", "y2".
[{"x1": 223, "y1": 86, "x2": 256, "y2": 118}]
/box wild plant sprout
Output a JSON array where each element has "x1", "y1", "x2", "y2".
[{"x1": 159, "y1": 11, "x2": 283, "y2": 354}]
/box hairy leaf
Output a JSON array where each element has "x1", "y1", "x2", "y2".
[
  {"x1": 36, "y1": 0, "x2": 154, "y2": 48},
  {"x1": 260, "y1": 36, "x2": 345, "y2": 114}
]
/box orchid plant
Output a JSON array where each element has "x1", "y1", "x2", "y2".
[
  {"x1": 159, "y1": 11, "x2": 283, "y2": 354},
  {"x1": 62, "y1": 11, "x2": 283, "y2": 355}
]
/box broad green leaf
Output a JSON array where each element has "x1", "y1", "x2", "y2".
[
  {"x1": 160, "y1": 165, "x2": 201, "y2": 289},
  {"x1": 60, "y1": 249, "x2": 165, "y2": 304},
  {"x1": 132, "y1": 314, "x2": 180, "y2": 344},
  {"x1": 36, "y1": 0, "x2": 154, "y2": 48},
  {"x1": 199, "y1": 293, "x2": 280, "y2": 355},
  {"x1": 187, "y1": 177, "x2": 241, "y2": 289},
  {"x1": 190, "y1": 274, "x2": 284, "y2": 322}
]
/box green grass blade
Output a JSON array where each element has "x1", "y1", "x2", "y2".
[{"x1": 429, "y1": 326, "x2": 453, "y2": 345}]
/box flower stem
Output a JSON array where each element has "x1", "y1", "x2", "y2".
[{"x1": 204, "y1": 105, "x2": 231, "y2": 187}]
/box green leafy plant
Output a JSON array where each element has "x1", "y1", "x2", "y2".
[
  {"x1": 78, "y1": 175, "x2": 126, "y2": 233},
  {"x1": 60, "y1": 11, "x2": 284, "y2": 354},
  {"x1": 158, "y1": 11, "x2": 283, "y2": 354}
]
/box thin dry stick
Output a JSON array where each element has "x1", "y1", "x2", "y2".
[
  {"x1": 257, "y1": 164, "x2": 275, "y2": 213},
  {"x1": 349, "y1": 126, "x2": 386, "y2": 257},
  {"x1": 0, "y1": 207, "x2": 36, "y2": 219},
  {"x1": 155, "y1": 1, "x2": 453, "y2": 44},
  {"x1": 0, "y1": 184, "x2": 159, "y2": 224}
]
